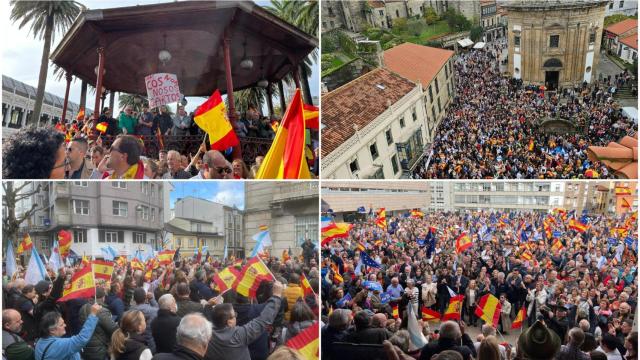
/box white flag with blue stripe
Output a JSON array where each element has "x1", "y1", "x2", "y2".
[
  {"x1": 48, "y1": 240, "x2": 63, "y2": 272},
  {"x1": 5, "y1": 240, "x2": 17, "y2": 279},
  {"x1": 25, "y1": 247, "x2": 47, "y2": 285},
  {"x1": 251, "y1": 226, "x2": 271, "y2": 257}
]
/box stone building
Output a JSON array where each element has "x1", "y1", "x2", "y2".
[
  {"x1": 505, "y1": 0, "x2": 609, "y2": 90},
  {"x1": 605, "y1": 0, "x2": 638, "y2": 16}
]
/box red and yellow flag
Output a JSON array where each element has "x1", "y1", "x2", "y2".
[
  {"x1": 158, "y1": 249, "x2": 176, "y2": 265},
  {"x1": 520, "y1": 249, "x2": 533, "y2": 261},
  {"x1": 321, "y1": 223, "x2": 353, "y2": 246},
  {"x1": 95, "y1": 122, "x2": 108, "y2": 133},
  {"x1": 421, "y1": 306, "x2": 441, "y2": 322},
  {"x1": 512, "y1": 306, "x2": 526, "y2": 329},
  {"x1": 443, "y1": 295, "x2": 464, "y2": 321},
  {"x1": 551, "y1": 239, "x2": 564, "y2": 252},
  {"x1": 301, "y1": 273, "x2": 314, "y2": 297},
  {"x1": 17, "y1": 233, "x2": 33, "y2": 255},
  {"x1": 392, "y1": 304, "x2": 399, "y2": 319},
  {"x1": 411, "y1": 209, "x2": 424, "y2": 218},
  {"x1": 131, "y1": 257, "x2": 144, "y2": 271},
  {"x1": 212, "y1": 265, "x2": 240, "y2": 293},
  {"x1": 569, "y1": 219, "x2": 589, "y2": 233},
  {"x1": 81, "y1": 255, "x2": 91, "y2": 269},
  {"x1": 58, "y1": 265, "x2": 95, "y2": 302},
  {"x1": 282, "y1": 249, "x2": 291, "y2": 262},
  {"x1": 58, "y1": 230, "x2": 72, "y2": 258},
  {"x1": 356, "y1": 242, "x2": 366, "y2": 252},
  {"x1": 256, "y1": 89, "x2": 311, "y2": 179},
  {"x1": 330, "y1": 263, "x2": 343, "y2": 284},
  {"x1": 76, "y1": 107, "x2": 85, "y2": 121},
  {"x1": 233, "y1": 257, "x2": 274, "y2": 297},
  {"x1": 92, "y1": 260, "x2": 115, "y2": 281},
  {"x1": 615, "y1": 186, "x2": 632, "y2": 196},
  {"x1": 303, "y1": 104, "x2": 319, "y2": 130},
  {"x1": 474, "y1": 294, "x2": 502, "y2": 327},
  {"x1": 455, "y1": 232, "x2": 473, "y2": 254},
  {"x1": 286, "y1": 321, "x2": 319, "y2": 360},
  {"x1": 193, "y1": 90, "x2": 240, "y2": 151},
  {"x1": 376, "y1": 208, "x2": 387, "y2": 229}
]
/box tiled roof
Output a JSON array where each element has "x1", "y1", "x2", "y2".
[
  {"x1": 587, "y1": 135, "x2": 638, "y2": 179},
  {"x1": 384, "y1": 42, "x2": 454, "y2": 87},
  {"x1": 321, "y1": 68, "x2": 417, "y2": 157},
  {"x1": 620, "y1": 33, "x2": 638, "y2": 50},
  {"x1": 368, "y1": 0, "x2": 385, "y2": 8},
  {"x1": 605, "y1": 18, "x2": 637, "y2": 36}
]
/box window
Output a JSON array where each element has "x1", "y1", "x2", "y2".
[
  {"x1": 73, "y1": 229, "x2": 87, "y2": 243},
  {"x1": 141, "y1": 183, "x2": 149, "y2": 194},
  {"x1": 589, "y1": 32, "x2": 596, "y2": 44},
  {"x1": 73, "y1": 181, "x2": 88, "y2": 187},
  {"x1": 133, "y1": 232, "x2": 146, "y2": 244},
  {"x1": 330, "y1": 20, "x2": 335, "y2": 28},
  {"x1": 101, "y1": 231, "x2": 120, "y2": 243},
  {"x1": 399, "y1": 117, "x2": 405, "y2": 128},
  {"x1": 609, "y1": 1, "x2": 613, "y2": 9},
  {"x1": 349, "y1": 159, "x2": 359, "y2": 173},
  {"x1": 514, "y1": 35, "x2": 520, "y2": 46},
  {"x1": 386, "y1": 129, "x2": 394, "y2": 145},
  {"x1": 295, "y1": 214, "x2": 318, "y2": 246},
  {"x1": 428, "y1": 85, "x2": 433, "y2": 103},
  {"x1": 372, "y1": 168, "x2": 384, "y2": 179},
  {"x1": 328, "y1": 7, "x2": 334, "y2": 16},
  {"x1": 151, "y1": 208, "x2": 156, "y2": 222},
  {"x1": 112, "y1": 182, "x2": 126, "y2": 189},
  {"x1": 437, "y1": 98, "x2": 442, "y2": 113},
  {"x1": 73, "y1": 199, "x2": 89, "y2": 215},
  {"x1": 379, "y1": 10, "x2": 384, "y2": 16},
  {"x1": 620, "y1": 1, "x2": 624, "y2": 8},
  {"x1": 391, "y1": 154, "x2": 400, "y2": 174},
  {"x1": 435, "y1": 78, "x2": 440, "y2": 93},
  {"x1": 412, "y1": 108, "x2": 417, "y2": 121},
  {"x1": 40, "y1": 239, "x2": 49, "y2": 252},
  {"x1": 113, "y1": 201, "x2": 128, "y2": 217},
  {"x1": 395, "y1": 9, "x2": 399, "y2": 17},
  {"x1": 150, "y1": 184, "x2": 156, "y2": 197},
  {"x1": 549, "y1": 35, "x2": 559, "y2": 48},
  {"x1": 370, "y1": 143, "x2": 379, "y2": 160},
  {"x1": 189, "y1": 238, "x2": 196, "y2": 248},
  {"x1": 432, "y1": 106, "x2": 437, "y2": 120}
]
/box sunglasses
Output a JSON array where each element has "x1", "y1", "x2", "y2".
[{"x1": 213, "y1": 166, "x2": 232, "y2": 175}]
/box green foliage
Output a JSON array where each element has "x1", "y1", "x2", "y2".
[
  {"x1": 470, "y1": 26, "x2": 483, "y2": 42},
  {"x1": 266, "y1": 0, "x2": 318, "y2": 37},
  {"x1": 423, "y1": 6, "x2": 439, "y2": 25},
  {"x1": 392, "y1": 18, "x2": 408, "y2": 32},
  {"x1": 604, "y1": 14, "x2": 637, "y2": 27},
  {"x1": 424, "y1": 40, "x2": 442, "y2": 48},
  {"x1": 407, "y1": 19, "x2": 425, "y2": 37},
  {"x1": 321, "y1": 29, "x2": 339, "y2": 53},
  {"x1": 364, "y1": 27, "x2": 384, "y2": 40},
  {"x1": 443, "y1": 9, "x2": 471, "y2": 32}
]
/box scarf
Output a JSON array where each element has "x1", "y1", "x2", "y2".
[{"x1": 103, "y1": 160, "x2": 145, "y2": 179}]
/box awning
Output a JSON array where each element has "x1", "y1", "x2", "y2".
[
  {"x1": 457, "y1": 38, "x2": 473, "y2": 47},
  {"x1": 473, "y1": 42, "x2": 486, "y2": 49}
]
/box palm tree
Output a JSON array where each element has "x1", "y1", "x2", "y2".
[
  {"x1": 118, "y1": 93, "x2": 148, "y2": 113},
  {"x1": 228, "y1": 83, "x2": 278, "y2": 117},
  {"x1": 10, "y1": 1, "x2": 84, "y2": 126}
]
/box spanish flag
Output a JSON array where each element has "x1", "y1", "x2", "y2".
[
  {"x1": 474, "y1": 294, "x2": 501, "y2": 327},
  {"x1": 92, "y1": 260, "x2": 114, "y2": 281},
  {"x1": 568, "y1": 219, "x2": 589, "y2": 233},
  {"x1": 76, "y1": 107, "x2": 85, "y2": 121},
  {"x1": 520, "y1": 249, "x2": 533, "y2": 261},
  {"x1": 193, "y1": 90, "x2": 240, "y2": 151},
  {"x1": 96, "y1": 122, "x2": 108, "y2": 133},
  {"x1": 443, "y1": 295, "x2": 464, "y2": 321},
  {"x1": 411, "y1": 209, "x2": 424, "y2": 218},
  {"x1": 233, "y1": 257, "x2": 274, "y2": 297},
  {"x1": 286, "y1": 321, "x2": 319, "y2": 360},
  {"x1": 17, "y1": 233, "x2": 33, "y2": 255},
  {"x1": 421, "y1": 306, "x2": 441, "y2": 322},
  {"x1": 301, "y1": 273, "x2": 314, "y2": 296},
  {"x1": 356, "y1": 242, "x2": 366, "y2": 252},
  {"x1": 58, "y1": 265, "x2": 95, "y2": 302},
  {"x1": 455, "y1": 232, "x2": 473, "y2": 254},
  {"x1": 321, "y1": 223, "x2": 353, "y2": 246},
  {"x1": 615, "y1": 186, "x2": 632, "y2": 196},
  {"x1": 376, "y1": 208, "x2": 387, "y2": 229},
  {"x1": 551, "y1": 239, "x2": 564, "y2": 252},
  {"x1": 330, "y1": 263, "x2": 343, "y2": 284},
  {"x1": 131, "y1": 257, "x2": 144, "y2": 271},
  {"x1": 58, "y1": 230, "x2": 72, "y2": 258},
  {"x1": 115, "y1": 256, "x2": 126, "y2": 268},
  {"x1": 256, "y1": 89, "x2": 311, "y2": 179},
  {"x1": 81, "y1": 255, "x2": 91, "y2": 269},
  {"x1": 212, "y1": 265, "x2": 240, "y2": 293},
  {"x1": 158, "y1": 249, "x2": 176, "y2": 265},
  {"x1": 392, "y1": 304, "x2": 399, "y2": 319},
  {"x1": 303, "y1": 104, "x2": 319, "y2": 130},
  {"x1": 511, "y1": 307, "x2": 526, "y2": 329},
  {"x1": 528, "y1": 138, "x2": 534, "y2": 151}
]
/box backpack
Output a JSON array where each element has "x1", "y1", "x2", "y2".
[{"x1": 4, "y1": 334, "x2": 35, "y2": 360}]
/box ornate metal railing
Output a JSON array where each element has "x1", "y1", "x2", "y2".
[{"x1": 100, "y1": 135, "x2": 273, "y2": 165}]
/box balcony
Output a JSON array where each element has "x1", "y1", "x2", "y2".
[
  {"x1": 52, "y1": 182, "x2": 70, "y2": 198},
  {"x1": 272, "y1": 182, "x2": 319, "y2": 203}
]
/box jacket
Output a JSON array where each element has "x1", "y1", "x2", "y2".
[
  {"x1": 234, "y1": 303, "x2": 269, "y2": 360},
  {"x1": 343, "y1": 327, "x2": 391, "y2": 345},
  {"x1": 285, "y1": 320, "x2": 315, "y2": 343},
  {"x1": 204, "y1": 297, "x2": 281, "y2": 360},
  {"x1": 419, "y1": 337, "x2": 473, "y2": 360},
  {"x1": 14, "y1": 295, "x2": 37, "y2": 342},
  {"x1": 34, "y1": 275, "x2": 65, "y2": 325},
  {"x1": 176, "y1": 298, "x2": 203, "y2": 318},
  {"x1": 70, "y1": 159, "x2": 94, "y2": 179},
  {"x1": 105, "y1": 294, "x2": 125, "y2": 322},
  {"x1": 78, "y1": 302, "x2": 118, "y2": 360},
  {"x1": 283, "y1": 285, "x2": 304, "y2": 321},
  {"x1": 130, "y1": 302, "x2": 158, "y2": 353},
  {"x1": 114, "y1": 334, "x2": 151, "y2": 360},
  {"x1": 151, "y1": 345, "x2": 202, "y2": 360},
  {"x1": 34, "y1": 314, "x2": 98, "y2": 360},
  {"x1": 151, "y1": 309, "x2": 181, "y2": 354}
]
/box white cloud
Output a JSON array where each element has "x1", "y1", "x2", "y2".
[{"x1": 212, "y1": 182, "x2": 245, "y2": 210}]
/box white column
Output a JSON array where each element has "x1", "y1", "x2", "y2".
[
  {"x1": 20, "y1": 110, "x2": 28, "y2": 128},
  {"x1": 4, "y1": 105, "x2": 13, "y2": 125}
]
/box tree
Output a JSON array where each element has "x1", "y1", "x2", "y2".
[
  {"x1": 424, "y1": 6, "x2": 439, "y2": 25},
  {"x1": 228, "y1": 84, "x2": 279, "y2": 118},
  {"x1": 118, "y1": 93, "x2": 149, "y2": 113},
  {"x1": 393, "y1": 18, "x2": 408, "y2": 32},
  {"x1": 10, "y1": 1, "x2": 85, "y2": 127},
  {"x1": 470, "y1": 26, "x2": 483, "y2": 42},
  {"x1": 3, "y1": 182, "x2": 41, "y2": 250},
  {"x1": 443, "y1": 9, "x2": 471, "y2": 32}
]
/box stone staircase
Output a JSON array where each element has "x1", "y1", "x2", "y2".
[{"x1": 615, "y1": 84, "x2": 636, "y2": 100}]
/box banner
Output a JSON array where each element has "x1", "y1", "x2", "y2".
[{"x1": 145, "y1": 73, "x2": 181, "y2": 108}]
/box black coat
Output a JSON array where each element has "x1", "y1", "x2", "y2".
[
  {"x1": 151, "y1": 309, "x2": 181, "y2": 354},
  {"x1": 419, "y1": 337, "x2": 473, "y2": 360},
  {"x1": 151, "y1": 345, "x2": 203, "y2": 360},
  {"x1": 13, "y1": 295, "x2": 36, "y2": 342},
  {"x1": 343, "y1": 327, "x2": 391, "y2": 345},
  {"x1": 115, "y1": 334, "x2": 149, "y2": 360}
]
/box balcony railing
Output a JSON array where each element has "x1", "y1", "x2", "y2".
[{"x1": 100, "y1": 135, "x2": 273, "y2": 165}]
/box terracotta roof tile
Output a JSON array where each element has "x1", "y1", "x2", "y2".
[
  {"x1": 321, "y1": 68, "x2": 417, "y2": 157},
  {"x1": 605, "y1": 18, "x2": 638, "y2": 36},
  {"x1": 368, "y1": 0, "x2": 385, "y2": 8},
  {"x1": 383, "y1": 42, "x2": 454, "y2": 87},
  {"x1": 587, "y1": 134, "x2": 638, "y2": 179},
  {"x1": 620, "y1": 33, "x2": 638, "y2": 50}
]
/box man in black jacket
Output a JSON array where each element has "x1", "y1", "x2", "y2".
[
  {"x1": 152, "y1": 294, "x2": 182, "y2": 354},
  {"x1": 151, "y1": 313, "x2": 212, "y2": 360},
  {"x1": 344, "y1": 311, "x2": 391, "y2": 344},
  {"x1": 419, "y1": 321, "x2": 475, "y2": 360}
]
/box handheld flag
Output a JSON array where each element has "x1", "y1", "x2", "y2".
[
  {"x1": 512, "y1": 307, "x2": 526, "y2": 329},
  {"x1": 193, "y1": 90, "x2": 240, "y2": 151},
  {"x1": 411, "y1": 209, "x2": 424, "y2": 218},
  {"x1": 212, "y1": 265, "x2": 240, "y2": 293},
  {"x1": 376, "y1": 208, "x2": 387, "y2": 229},
  {"x1": 569, "y1": 219, "x2": 589, "y2": 233},
  {"x1": 321, "y1": 223, "x2": 353, "y2": 246},
  {"x1": 158, "y1": 249, "x2": 176, "y2": 265},
  {"x1": 25, "y1": 247, "x2": 47, "y2": 285},
  {"x1": 421, "y1": 306, "x2": 441, "y2": 321},
  {"x1": 256, "y1": 89, "x2": 311, "y2": 179},
  {"x1": 251, "y1": 226, "x2": 272, "y2": 258},
  {"x1": 392, "y1": 304, "x2": 399, "y2": 319},
  {"x1": 17, "y1": 233, "x2": 33, "y2": 255},
  {"x1": 76, "y1": 107, "x2": 85, "y2": 120},
  {"x1": 58, "y1": 230, "x2": 72, "y2": 258},
  {"x1": 615, "y1": 186, "x2": 632, "y2": 196},
  {"x1": 301, "y1": 273, "x2": 314, "y2": 297},
  {"x1": 58, "y1": 265, "x2": 96, "y2": 302},
  {"x1": 442, "y1": 295, "x2": 464, "y2": 321},
  {"x1": 303, "y1": 104, "x2": 319, "y2": 130},
  {"x1": 455, "y1": 232, "x2": 473, "y2": 254},
  {"x1": 336, "y1": 293, "x2": 352, "y2": 307},
  {"x1": 233, "y1": 257, "x2": 274, "y2": 297},
  {"x1": 5, "y1": 240, "x2": 17, "y2": 279},
  {"x1": 407, "y1": 304, "x2": 428, "y2": 350},
  {"x1": 286, "y1": 321, "x2": 319, "y2": 360},
  {"x1": 96, "y1": 122, "x2": 108, "y2": 133},
  {"x1": 360, "y1": 251, "x2": 381, "y2": 268},
  {"x1": 92, "y1": 260, "x2": 115, "y2": 281},
  {"x1": 474, "y1": 294, "x2": 502, "y2": 327}
]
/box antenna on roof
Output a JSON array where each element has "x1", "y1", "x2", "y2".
[{"x1": 376, "y1": 84, "x2": 385, "y2": 90}]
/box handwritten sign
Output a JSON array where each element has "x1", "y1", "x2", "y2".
[{"x1": 145, "y1": 73, "x2": 181, "y2": 108}]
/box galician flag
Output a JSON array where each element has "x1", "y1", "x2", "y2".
[
  {"x1": 5, "y1": 239, "x2": 17, "y2": 279},
  {"x1": 250, "y1": 225, "x2": 272, "y2": 258},
  {"x1": 25, "y1": 246, "x2": 47, "y2": 285}
]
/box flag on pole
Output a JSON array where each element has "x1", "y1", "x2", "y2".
[
  {"x1": 442, "y1": 295, "x2": 464, "y2": 321},
  {"x1": 551, "y1": 239, "x2": 564, "y2": 252},
  {"x1": 92, "y1": 260, "x2": 115, "y2": 281},
  {"x1": 17, "y1": 233, "x2": 33, "y2": 255},
  {"x1": 411, "y1": 209, "x2": 425, "y2": 218},
  {"x1": 455, "y1": 232, "x2": 473, "y2": 254},
  {"x1": 100, "y1": 246, "x2": 118, "y2": 261},
  {"x1": 58, "y1": 230, "x2": 72, "y2": 258},
  {"x1": 376, "y1": 208, "x2": 387, "y2": 229},
  {"x1": 392, "y1": 304, "x2": 399, "y2": 319},
  {"x1": 512, "y1": 307, "x2": 526, "y2": 329},
  {"x1": 359, "y1": 250, "x2": 381, "y2": 268},
  {"x1": 96, "y1": 122, "x2": 108, "y2": 133},
  {"x1": 421, "y1": 306, "x2": 441, "y2": 321},
  {"x1": 158, "y1": 250, "x2": 176, "y2": 265},
  {"x1": 131, "y1": 257, "x2": 144, "y2": 271},
  {"x1": 569, "y1": 219, "x2": 589, "y2": 233},
  {"x1": 330, "y1": 263, "x2": 344, "y2": 284},
  {"x1": 193, "y1": 90, "x2": 240, "y2": 151},
  {"x1": 303, "y1": 104, "x2": 319, "y2": 130},
  {"x1": 212, "y1": 265, "x2": 240, "y2": 293},
  {"x1": 233, "y1": 257, "x2": 274, "y2": 297},
  {"x1": 407, "y1": 304, "x2": 428, "y2": 350},
  {"x1": 615, "y1": 186, "x2": 632, "y2": 196},
  {"x1": 5, "y1": 240, "x2": 17, "y2": 279},
  {"x1": 256, "y1": 89, "x2": 311, "y2": 179},
  {"x1": 321, "y1": 223, "x2": 353, "y2": 246},
  {"x1": 58, "y1": 265, "x2": 96, "y2": 302},
  {"x1": 25, "y1": 247, "x2": 47, "y2": 285},
  {"x1": 474, "y1": 294, "x2": 502, "y2": 327},
  {"x1": 251, "y1": 226, "x2": 272, "y2": 258},
  {"x1": 76, "y1": 107, "x2": 85, "y2": 121},
  {"x1": 286, "y1": 321, "x2": 319, "y2": 360},
  {"x1": 301, "y1": 273, "x2": 314, "y2": 296}
]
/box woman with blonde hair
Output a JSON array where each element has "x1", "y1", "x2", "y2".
[
  {"x1": 266, "y1": 346, "x2": 305, "y2": 360},
  {"x1": 478, "y1": 335, "x2": 502, "y2": 360},
  {"x1": 232, "y1": 158, "x2": 251, "y2": 179},
  {"x1": 109, "y1": 310, "x2": 151, "y2": 360}
]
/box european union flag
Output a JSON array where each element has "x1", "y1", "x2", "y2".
[
  {"x1": 360, "y1": 251, "x2": 381, "y2": 268},
  {"x1": 625, "y1": 236, "x2": 635, "y2": 247},
  {"x1": 609, "y1": 238, "x2": 619, "y2": 245},
  {"x1": 417, "y1": 237, "x2": 426, "y2": 246},
  {"x1": 520, "y1": 229, "x2": 529, "y2": 242},
  {"x1": 357, "y1": 206, "x2": 366, "y2": 214},
  {"x1": 336, "y1": 293, "x2": 352, "y2": 307},
  {"x1": 552, "y1": 230, "x2": 562, "y2": 238},
  {"x1": 380, "y1": 291, "x2": 392, "y2": 304}
]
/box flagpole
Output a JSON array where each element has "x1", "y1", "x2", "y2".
[{"x1": 257, "y1": 255, "x2": 277, "y2": 281}]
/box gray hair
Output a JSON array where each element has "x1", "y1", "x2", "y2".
[
  {"x1": 389, "y1": 330, "x2": 411, "y2": 353},
  {"x1": 176, "y1": 313, "x2": 212, "y2": 347},
  {"x1": 481, "y1": 324, "x2": 496, "y2": 337},
  {"x1": 158, "y1": 294, "x2": 176, "y2": 311},
  {"x1": 328, "y1": 309, "x2": 351, "y2": 330},
  {"x1": 439, "y1": 321, "x2": 461, "y2": 340}
]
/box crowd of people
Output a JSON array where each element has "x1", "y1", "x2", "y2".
[
  {"x1": 321, "y1": 209, "x2": 637, "y2": 360},
  {"x1": 3, "y1": 251, "x2": 320, "y2": 360},
  {"x1": 412, "y1": 40, "x2": 637, "y2": 179},
  {"x1": 2, "y1": 104, "x2": 320, "y2": 179}
]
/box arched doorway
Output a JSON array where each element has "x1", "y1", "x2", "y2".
[{"x1": 543, "y1": 58, "x2": 563, "y2": 90}]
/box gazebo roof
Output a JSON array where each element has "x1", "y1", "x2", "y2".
[{"x1": 50, "y1": 1, "x2": 317, "y2": 97}]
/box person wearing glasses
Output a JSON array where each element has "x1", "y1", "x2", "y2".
[
  {"x1": 65, "y1": 137, "x2": 93, "y2": 179},
  {"x1": 99, "y1": 135, "x2": 146, "y2": 179},
  {"x1": 190, "y1": 150, "x2": 233, "y2": 180},
  {"x1": 2, "y1": 126, "x2": 67, "y2": 179}
]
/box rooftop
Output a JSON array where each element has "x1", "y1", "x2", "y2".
[
  {"x1": 2, "y1": 75, "x2": 90, "y2": 114},
  {"x1": 383, "y1": 42, "x2": 454, "y2": 87},
  {"x1": 368, "y1": 0, "x2": 386, "y2": 8},
  {"x1": 605, "y1": 18, "x2": 638, "y2": 36},
  {"x1": 322, "y1": 68, "x2": 416, "y2": 157},
  {"x1": 503, "y1": 0, "x2": 608, "y2": 11},
  {"x1": 620, "y1": 33, "x2": 638, "y2": 50}
]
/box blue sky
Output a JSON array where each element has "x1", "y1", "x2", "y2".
[
  {"x1": 169, "y1": 181, "x2": 245, "y2": 210},
  {"x1": 1, "y1": 0, "x2": 319, "y2": 113}
]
